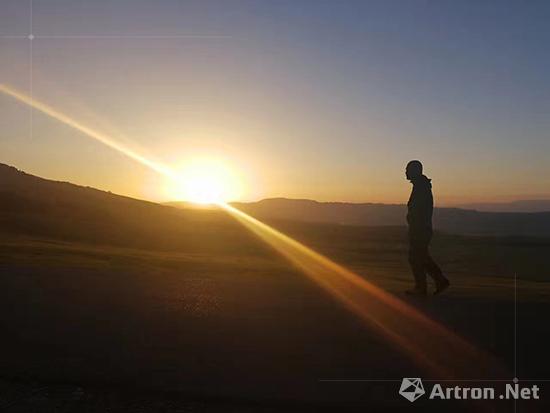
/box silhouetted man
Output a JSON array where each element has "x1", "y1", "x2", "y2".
[{"x1": 405, "y1": 160, "x2": 449, "y2": 296}]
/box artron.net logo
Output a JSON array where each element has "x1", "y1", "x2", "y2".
[{"x1": 398, "y1": 378, "x2": 540, "y2": 403}]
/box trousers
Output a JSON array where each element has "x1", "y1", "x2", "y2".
[{"x1": 408, "y1": 229, "x2": 446, "y2": 290}]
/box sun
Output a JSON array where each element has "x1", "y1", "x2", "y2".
[
  {"x1": 167, "y1": 158, "x2": 242, "y2": 205},
  {"x1": 184, "y1": 173, "x2": 225, "y2": 205}
]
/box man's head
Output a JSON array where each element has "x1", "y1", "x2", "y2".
[{"x1": 405, "y1": 160, "x2": 423, "y2": 181}]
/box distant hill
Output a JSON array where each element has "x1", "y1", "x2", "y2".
[
  {"x1": 229, "y1": 198, "x2": 550, "y2": 237},
  {"x1": 0, "y1": 163, "x2": 264, "y2": 254},
  {"x1": 2, "y1": 162, "x2": 550, "y2": 242},
  {"x1": 455, "y1": 200, "x2": 550, "y2": 213}
]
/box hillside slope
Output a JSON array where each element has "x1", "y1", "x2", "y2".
[{"x1": 0, "y1": 163, "x2": 263, "y2": 254}]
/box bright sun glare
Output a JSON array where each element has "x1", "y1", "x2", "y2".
[{"x1": 168, "y1": 158, "x2": 242, "y2": 205}]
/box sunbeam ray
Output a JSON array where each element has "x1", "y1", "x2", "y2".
[
  {"x1": 220, "y1": 203, "x2": 503, "y2": 378},
  {"x1": 0, "y1": 84, "x2": 175, "y2": 179}
]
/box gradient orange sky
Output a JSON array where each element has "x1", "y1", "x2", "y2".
[{"x1": 1, "y1": 1, "x2": 549, "y2": 205}]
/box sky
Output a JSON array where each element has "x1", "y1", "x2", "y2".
[{"x1": 1, "y1": 0, "x2": 549, "y2": 205}]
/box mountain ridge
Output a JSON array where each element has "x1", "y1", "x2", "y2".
[
  {"x1": 228, "y1": 197, "x2": 550, "y2": 237},
  {"x1": 3, "y1": 162, "x2": 550, "y2": 239}
]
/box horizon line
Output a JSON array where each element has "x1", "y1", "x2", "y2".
[{"x1": 2, "y1": 161, "x2": 550, "y2": 211}]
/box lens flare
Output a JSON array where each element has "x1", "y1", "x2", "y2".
[
  {"x1": 219, "y1": 203, "x2": 504, "y2": 378},
  {"x1": 0, "y1": 84, "x2": 176, "y2": 179}
]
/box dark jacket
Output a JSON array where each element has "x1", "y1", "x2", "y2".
[{"x1": 407, "y1": 174, "x2": 433, "y2": 234}]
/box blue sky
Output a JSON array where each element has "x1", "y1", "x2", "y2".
[{"x1": 1, "y1": 0, "x2": 549, "y2": 203}]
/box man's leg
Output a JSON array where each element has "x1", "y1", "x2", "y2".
[
  {"x1": 424, "y1": 234, "x2": 450, "y2": 294},
  {"x1": 407, "y1": 237, "x2": 428, "y2": 294},
  {"x1": 425, "y1": 253, "x2": 446, "y2": 283}
]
